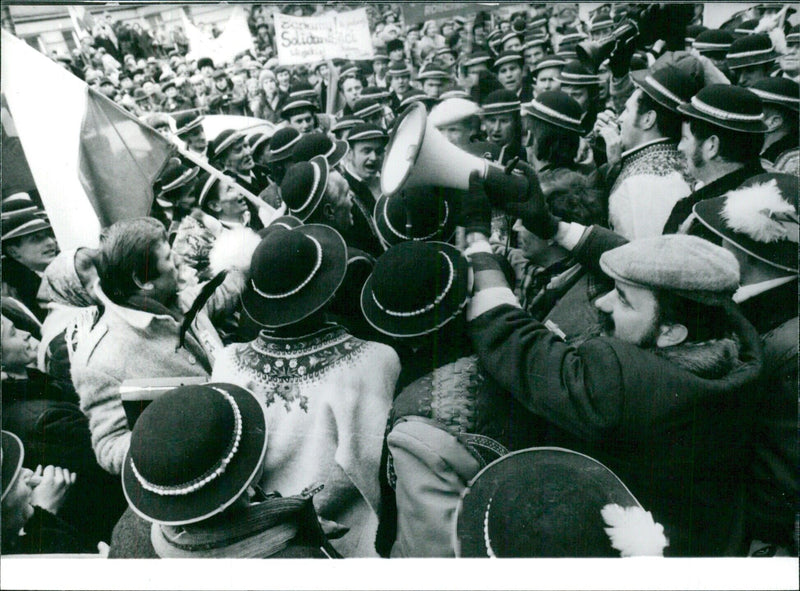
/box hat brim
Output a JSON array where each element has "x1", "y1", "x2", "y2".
[
  {"x1": 2, "y1": 216, "x2": 52, "y2": 242},
  {"x1": 328, "y1": 139, "x2": 349, "y2": 167},
  {"x1": 454, "y1": 447, "x2": 641, "y2": 558},
  {"x1": 1, "y1": 431, "x2": 25, "y2": 503},
  {"x1": 630, "y1": 69, "x2": 683, "y2": 113},
  {"x1": 361, "y1": 242, "x2": 469, "y2": 338},
  {"x1": 693, "y1": 197, "x2": 798, "y2": 273},
  {"x1": 241, "y1": 224, "x2": 347, "y2": 328},
  {"x1": 523, "y1": 104, "x2": 586, "y2": 135},
  {"x1": 727, "y1": 52, "x2": 779, "y2": 70},
  {"x1": 122, "y1": 383, "x2": 267, "y2": 526},
  {"x1": 676, "y1": 102, "x2": 768, "y2": 133},
  {"x1": 373, "y1": 193, "x2": 457, "y2": 249}
]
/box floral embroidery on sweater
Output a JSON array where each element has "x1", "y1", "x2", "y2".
[
  {"x1": 610, "y1": 142, "x2": 691, "y2": 195},
  {"x1": 230, "y1": 325, "x2": 368, "y2": 411}
]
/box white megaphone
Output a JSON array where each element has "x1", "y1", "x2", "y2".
[{"x1": 381, "y1": 102, "x2": 528, "y2": 203}]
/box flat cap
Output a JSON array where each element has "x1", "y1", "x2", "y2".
[{"x1": 599, "y1": 235, "x2": 739, "y2": 306}]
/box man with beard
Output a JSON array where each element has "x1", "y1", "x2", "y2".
[
  {"x1": 458, "y1": 167, "x2": 763, "y2": 555},
  {"x1": 71, "y1": 218, "x2": 211, "y2": 475},
  {"x1": 663, "y1": 84, "x2": 766, "y2": 236},
  {"x1": 339, "y1": 124, "x2": 387, "y2": 257}
]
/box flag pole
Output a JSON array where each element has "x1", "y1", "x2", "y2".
[{"x1": 173, "y1": 142, "x2": 277, "y2": 217}]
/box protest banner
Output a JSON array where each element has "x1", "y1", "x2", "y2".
[{"x1": 274, "y1": 8, "x2": 374, "y2": 65}]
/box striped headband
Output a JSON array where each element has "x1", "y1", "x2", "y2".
[
  {"x1": 493, "y1": 55, "x2": 522, "y2": 67},
  {"x1": 251, "y1": 235, "x2": 323, "y2": 299},
  {"x1": 524, "y1": 98, "x2": 583, "y2": 126},
  {"x1": 130, "y1": 386, "x2": 242, "y2": 496},
  {"x1": 690, "y1": 96, "x2": 764, "y2": 122},
  {"x1": 3, "y1": 218, "x2": 50, "y2": 241},
  {"x1": 560, "y1": 71, "x2": 600, "y2": 83},
  {"x1": 642, "y1": 75, "x2": 685, "y2": 106},
  {"x1": 481, "y1": 101, "x2": 521, "y2": 114},
  {"x1": 348, "y1": 129, "x2": 387, "y2": 142}
]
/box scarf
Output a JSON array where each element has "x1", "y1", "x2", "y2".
[
  {"x1": 151, "y1": 491, "x2": 333, "y2": 558},
  {"x1": 37, "y1": 249, "x2": 96, "y2": 307}
]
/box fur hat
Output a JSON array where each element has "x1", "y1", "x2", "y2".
[
  {"x1": 600, "y1": 234, "x2": 740, "y2": 307},
  {"x1": 455, "y1": 447, "x2": 668, "y2": 558},
  {"x1": 693, "y1": 173, "x2": 798, "y2": 273}
]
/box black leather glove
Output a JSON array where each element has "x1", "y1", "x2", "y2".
[
  {"x1": 504, "y1": 161, "x2": 560, "y2": 240},
  {"x1": 608, "y1": 36, "x2": 636, "y2": 79},
  {"x1": 458, "y1": 170, "x2": 492, "y2": 236}
]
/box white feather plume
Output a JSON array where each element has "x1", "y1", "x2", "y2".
[
  {"x1": 721, "y1": 179, "x2": 796, "y2": 243},
  {"x1": 601, "y1": 504, "x2": 669, "y2": 557},
  {"x1": 208, "y1": 226, "x2": 262, "y2": 276}
]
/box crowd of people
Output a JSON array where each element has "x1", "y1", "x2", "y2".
[{"x1": 2, "y1": 2, "x2": 798, "y2": 561}]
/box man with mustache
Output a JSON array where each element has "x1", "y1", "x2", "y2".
[{"x1": 459, "y1": 166, "x2": 763, "y2": 555}]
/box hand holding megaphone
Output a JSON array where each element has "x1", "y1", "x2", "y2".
[{"x1": 503, "y1": 161, "x2": 561, "y2": 240}]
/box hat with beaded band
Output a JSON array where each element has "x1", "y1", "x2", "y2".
[
  {"x1": 280, "y1": 155, "x2": 329, "y2": 222},
  {"x1": 290, "y1": 132, "x2": 348, "y2": 167},
  {"x1": 692, "y1": 29, "x2": 734, "y2": 60},
  {"x1": 360, "y1": 241, "x2": 469, "y2": 338},
  {"x1": 373, "y1": 186, "x2": 456, "y2": 250},
  {"x1": 122, "y1": 383, "x2": 267, "y2": 526},
  {"x1": 462, "y1": 51, "x2": 493, "y2": 69},
  {"x1": 347, "y1": 123, "x2": 388, "y2": 145},
  {"x1": 480, "y1": 89, "x2": 521, "y2": 117},
  {"x1": 242, "y1": 223, "x2": 347, "y2": 328},
  {"x1": 726, "y1": 34, "x2": 779, "y2": 70},
  {"x1": 266, "y1": 127, "x2": 302, "y2": 163},
  {"x1": 491, "y1": 51, "x2": 523, "y2": 71},
  {"x1": 631, "y1": 65, "x2": 702, "y2": 114},
  {"x1": 522, "y1": 90, "x2": 586, "y2": 134},
  {"x1": 677, "y1": 84, "x2": 767, "y2": 133},
  {"x1": 749, "y1": 77, "x2": 800, "y2": 113},
  {"x1": 529, "y1": 56, "x2": 567, "y2": 77},
  {"x1": 455, "y1": 447, "x2": 667, "y2": 558},
  {"x1": 558, "y1": 60, "x2": 601, "y2": 87}
]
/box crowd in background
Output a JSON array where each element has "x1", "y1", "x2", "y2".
[{"x1": 2, "y1": 2, "x2": 798, "y2": 561}]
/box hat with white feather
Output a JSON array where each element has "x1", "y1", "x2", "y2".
[
  {"x1": 455, "y1": 447, "x2": 669, "y2": 558},
  {"x1": 693, "y1": 173, "x2": 798, "y2": 273}
]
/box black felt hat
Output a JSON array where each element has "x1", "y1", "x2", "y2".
[
  {"x1": 631, "y1": 64, "x2": 701, "y2": 114},
  {"x1": 522, "y1": 90, "x2": 586, "y2": 134},
  {"x1": 455, "y1": 447, "x2": 668, "y2": 558},
  {"x1": 692, "y1": 29, "x2": 734, "y2": 59},
  {"x1": 750, "y1": 77, "x2": 800, "y2": 113},
  {"x1": 361, "y1": 241, "x2": 469, "y2": 338},
  {"x1": 122, "y1": 383, "x2": 267, "y2": 526},
  {"x1": 279, "y1": 155, "x2": 329, "y2": 221},
  {"x1": 677, "y1": 84, "x2": 767, "y2": 133},
  {"x1": 266, "y1": 127, "x2": 302, "y2": 163},
  {"x1": 693, "y1": 173, "x2": 798, "y2": 273},
  {"x1": 373, "y1": 186, "x2": 456, "y2": 249},
  {"x1": 290, "y1": 132, "x2": 348, "y2": 167},
  {"x1": 241, "y1": 223, "x2": 347, "y2": 328},
  {"x1": 726, "y1": 34, "x2": 779, "y2": 70},
  {"x1": 558, "y1": 60, "x2": 601, "y2": 86}
]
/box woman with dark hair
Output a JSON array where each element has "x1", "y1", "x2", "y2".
[{"x1": 255, "y1": 69, "x2": 285, "y2": 124}]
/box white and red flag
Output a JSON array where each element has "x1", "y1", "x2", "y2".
[{"x1": 1, "y1": 29, "x2": 174, "y2": 250}]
